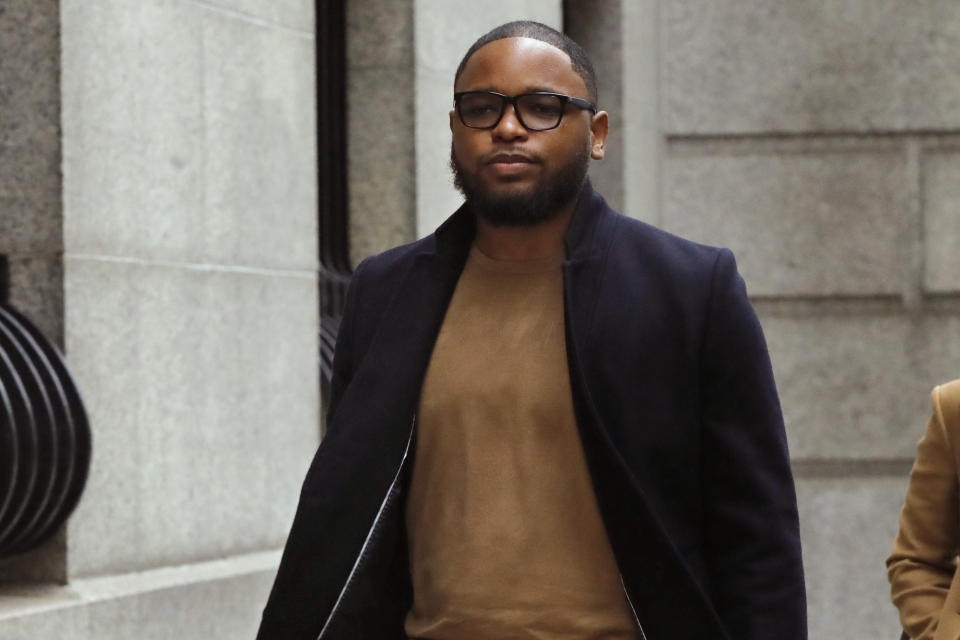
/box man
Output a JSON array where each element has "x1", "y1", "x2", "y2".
[{"x1": 258, "y1": 21, "x2": 806, "y2": 640}]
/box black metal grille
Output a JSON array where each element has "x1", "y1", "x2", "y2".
[{"x1": 0, "y1": 256, "x2": 91, "y2": 557}]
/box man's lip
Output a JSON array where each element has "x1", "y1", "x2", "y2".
[{"x1": 486, "y1": 153, "x2": 536, "y2": 164}]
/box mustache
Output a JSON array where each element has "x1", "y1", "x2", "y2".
[{"x1": 482, "y1": 150, "x2": 541, "y2": 164}]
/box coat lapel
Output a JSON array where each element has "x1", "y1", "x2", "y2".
[
  {"x1": 345, "y1": 206, "x2": 475, "y2": 434},
  {"x1": 341, "y1": 185, "x2": 611, "y2": 458},
  {"x1": 562, "y1": 184, "x2": 614, "y2": 406}
]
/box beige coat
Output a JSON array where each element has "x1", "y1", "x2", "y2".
[{"x1": 889, "y1": 379, "x2": 960, "y2": 640}]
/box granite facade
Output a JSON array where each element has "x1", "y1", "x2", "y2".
[
  {"x1": 923, "y1": 147, "x2": 960, "y2": 294},
  {"x1": 346, "y1": 0, "x2": 417, "y2": 265},
  {"x1": 664, "y1": 1, "x2": 960, "y2": 135},
  {"x1": 762, "y1": 309, "x2": 960, "y2": 460},
  {"x1": 0, "y1": 0, "x2": 65, "y2": 585},
  {"x1": 4, "y1": 0, "x2": 960, "y2": 638},
  {"x1": 63, "y1": 260, "x2": 317, "y2": 577},
  {"x1": 1, "y1": 0, "x2": 319, "y2": 636},
  {"x1": 660, "y1": 2, "x2": 960, "y2": 637},
  {"x1": 796, "y1": 475, "x2": 905, "y2": 639},
  {"x1": 664, "y1": 140, "x2": 907, "y2": 296}
]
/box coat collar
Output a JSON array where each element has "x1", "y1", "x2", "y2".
[
  {"x1": 428, "y1": 180, "x2": 614, "y2": 265},
  {"x1": 365, "y1": 180, "x2": 617, "y2": 434}
]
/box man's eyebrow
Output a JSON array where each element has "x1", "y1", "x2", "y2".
[
  {"x1": 454, "y1": 85, "x2": 564, "y2": 95},
  {"x1": 455, "y1": 86, "x2": 500, "y2": 94}
]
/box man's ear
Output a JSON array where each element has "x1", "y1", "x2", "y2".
[
  {"x1": 450, "y1": 109, "x2": 456, "y2": 132},
  {"x1": 590, "y1": 110, "x2": 609, "y2": 160}
]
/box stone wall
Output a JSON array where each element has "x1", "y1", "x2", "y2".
[
  {"x1": 659, "y1": 2, "x2": 960, "y2": 637},
  {"x1": 5, "y1": 0, "x2": 957, "y2": 637},
  {"x1": 346, "y1": 0, "x2": 417, "y2": 264},
  {"x1": 0, "y1": 0, "x2": 319, "y2": 637}
]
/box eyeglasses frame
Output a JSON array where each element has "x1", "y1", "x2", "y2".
[{"x1": 453, "y1": 90, "x2": 598, "y2": 131}]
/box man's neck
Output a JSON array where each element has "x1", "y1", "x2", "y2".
[{"x1": 473, "y1": 203, "x2": 574, "y2": 261}]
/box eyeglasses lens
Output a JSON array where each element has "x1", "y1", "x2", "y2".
[
  {"x1": 459, "y1": 93, "x2": 504, "y2": 129},
  {"x1": 459, "y1": 93, "x2": 565, "y2": 130},
  {"x1": 516, "y1": 94, "x2": 564, "y2": 130}
]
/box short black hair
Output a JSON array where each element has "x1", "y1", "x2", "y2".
[{"x1": 454, "y1": 21, "x2": 598, "y2": 104}]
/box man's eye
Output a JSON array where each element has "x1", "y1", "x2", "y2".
[
  {"x1": 520, "y1": 97, "x2": 563, "y2": 116},
  {"x1": 466, "y1": 104, "x2": 496, "y2": 115},
  {"x1": 531, "y1": 102, "x2": 561, "y2": 115}
]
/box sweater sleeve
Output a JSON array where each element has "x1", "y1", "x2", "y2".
[{"x1": 888, "y1": 383, "x2": 960, "y2": 640}]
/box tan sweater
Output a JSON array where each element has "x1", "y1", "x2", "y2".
[
  {"x1": 889, "y1": 379, "x2": 960, "y2": 640},
  {"x1": 404, "y1": 245, "x2": 638, "y2": 640}
]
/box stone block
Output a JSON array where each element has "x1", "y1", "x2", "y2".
[
  {"x1": 63, "y1": 257, "x2": 319, "y2": 578},
  {"x1": 61, "y1": 0, "x2": 317, "y2": 271},
  {"x1": 761, "y1": 310, "x2": 960, "y2": 460},
  {"x1": 620, "y1": 0, "x2": 662, "y2": 225},
  {"x1": 201, "y1": 11, "x2": 318, "y2": 270},
  {"x1": 192, "y1": 0, "x2": 313, "y2": 32},
  {"x1": 82, "y1": 557, "x2": 275, "y2": 639},
  {"x1": 347, "y1": 0, "x2": 413, "y2": 69},
  {"x1": 0, "y1": 606, "x2": 81, "y2": 640},
  {"x1": 797, "y1": 475, "x2": 906, "y2": 640},
  {"x1": 413, "y1": 0, "x2": 562, "y2": 75},
  {"x1": 0, "y1": 0, "x2": 62, "y2": 256},
  {"x1": 923, "y1": 148, "x2": 960, "y2": 293},
  {"x1": 6, "y1": 252, "x2": 63, "y2": 348},
  {"x1": 348, "y1": 66, "x2": 417, "y2": 264},
  {"x1": 61, "y1": 0, "x2": 200, "y2": 262},
  {"x1": 60, "y1": 0, "x2": 203, "y2": 262},
  {"x1": 664, "y1": 1, "x2": 960, "y2": 134},
  {"x1": 663, "y1": 142, "x2": 906, "y2": 296},
  {"x1": 0, "y1": 552, "x2": 278, "y2": 639},
  {"x1": 346, "y1": 0, "x2": 416, "y2": 264},
  {"x1": 0, "y1": 189, "x2": 61, "y2": 257}
]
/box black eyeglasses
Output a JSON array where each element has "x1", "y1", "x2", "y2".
[{"x1": 454, "y1": 91, "x2": 597, "y2": 131}]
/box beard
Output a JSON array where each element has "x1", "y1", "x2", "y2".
[{"x1": 450, "y1": 144, "x2": 590, "y2": 228}]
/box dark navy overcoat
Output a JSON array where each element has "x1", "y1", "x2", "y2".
[{"x1": 257, "y1": 184, "x2": 807, "y2": 639}]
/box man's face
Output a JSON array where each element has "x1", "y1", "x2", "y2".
[{"x1": 450, "y1": 37, "x2": 607, "y2": 227}]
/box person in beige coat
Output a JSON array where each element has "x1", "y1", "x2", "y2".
[{"x1": 889, "y1": 379, "x2": 960, "y2": 640}]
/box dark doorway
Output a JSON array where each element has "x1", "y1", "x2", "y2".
[{"x1": 316, "y1": 0, "x2": 351, "y2": 414}]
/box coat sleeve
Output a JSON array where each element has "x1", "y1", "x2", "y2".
[
  {"x1": 887, "y1": 383, "x2": 960, "y2": 640},
  {"x1": 698, "y1": 249, "x2": 807, "y2": 639}
]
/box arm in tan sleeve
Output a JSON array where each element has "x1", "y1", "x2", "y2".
[{"x1": 888, "y1": 383, "x2": 960, "y2": 640}]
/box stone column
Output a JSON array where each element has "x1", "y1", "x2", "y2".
[
  {"x1": 347, "y1": 0, "x2": 417, "y2": 264},
  {"x1": 0, "y1": 0, "x2": 68, "y2": 584},
  {"x1": 565, "y1": 0, "x2": 661, "y2": 223},
  {"x1": 0, "y1": 0, "x2": 320, "y2": 636}
]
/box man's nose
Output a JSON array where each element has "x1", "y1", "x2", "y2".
[{"x1": 492, "y1": 104, "x2": 528, "y2": 140}]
